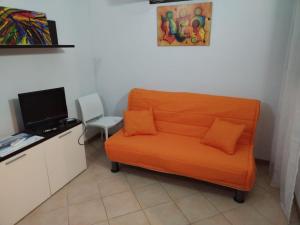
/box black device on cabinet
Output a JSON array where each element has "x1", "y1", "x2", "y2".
[{"x1": 18, "y1": 87, "x2": 68, "y2": 131}]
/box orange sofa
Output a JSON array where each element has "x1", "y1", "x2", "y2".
[{"x1": 105, "y1": 88, "x2": 260, "y2": 202}]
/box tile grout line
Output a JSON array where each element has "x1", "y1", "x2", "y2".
[
  {"x1": 94, "y1": 155, "x2": 112, "y2": 225},
  {"x1": 66, "y1": 187, "x2": 70, "y2": 225},
  {"x1": 74, "y1": 141, "x2": 281, "y2": 225},
  {"x1": 124, "y1": 170, "x2": 153, "y2": 225},
  {"x1": 97, "y1": 188, "x2": 110, "y2": 225},
  {"x1": 158, "y1": 181, "x2": 192, "y2": 225},
  {"x1": 220, "y1": 212, "x2": 235, "y2": 225},
  {"x1": 97, "y1": 165, "x2": 145, "y2": 222},
  {"x1": 68, "y1": 168, "x2": 109, "y2": 225},
  {"x1": 92, "y1": 141, "x2": 112, "y2": 225},
  {"x1": 19, "y1": 141, "x2": 266, "y2": 225},
  {"x1": 93, "y1": 140, "x2": 124, "y2": 224},
  {"x1": 198, "y1": 188, "x2": 242, "y2": 217},
  {"x1": 250, "y1": 202, "x2": 281, "y2": 225},
  {"x1": 157, "y1": 177, "x2": 239, "y2": 225}
]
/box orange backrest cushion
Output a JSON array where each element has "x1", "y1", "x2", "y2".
[
  {"x1": 201, "y1": 118, "x2": 246, "y2": 154},
  {"x1": 124, "y1": 110, "x2": 157, "y2": 136},
  {"x1": 128, "y1": 88, "x2": 260, "y2": 145}
]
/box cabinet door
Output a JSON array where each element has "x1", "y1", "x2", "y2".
[
  {"x1": 45, "y1": 125, "x2": 87, "y2": 194},
  {"x1": 43, "y1": 135, "x2": 69, "y2": 194},
  {"x1": 60, "y1": 125, "x2": 87, "y2": 181},
  {"x1": 0, "y1": 145, "x2": 50, "y2": 225}
]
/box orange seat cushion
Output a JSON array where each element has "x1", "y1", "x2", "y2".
[
  {"x1": 124, "y1": 110, "x2": 157, "y2": 136},
  {"x1": 201, "y1": 118, "x2": 246, "y2": 155},
  {"x1": 105, "y1": 130, "x2": 256, "y2": 191}
]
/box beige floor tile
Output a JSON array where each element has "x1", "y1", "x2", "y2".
[
  {"x1": 93, "y1": 221, "x2": 109, "y2": 225},
  {"x1": 68, "y1": 199, "x2": 107, "y2": 225},
  {"x1": 247, "y1": 185, "x2": 272, "y2": 205},
  {"x1": 223, "y1": 205, "x2": 272, "y2": 225},
  {"x1": 17, "y1": 207, "x2": 68, "y2": 225},
  {"x1": 67, "y1": 180, "x2": 100, "y2": 205},
  {"x1": 251, "y1": 195, "x2": 288, "y2": 225},
  {"x1": 192, "y1": 214, "x2": 231, "y2": 225},
  {"x1": 145, "y1": 202, "x2": 189, "y2": 225},
  {"x1": 160, "y1": 177, "x2": 199, "y2": 200},
  {"x1": 201, "y1": 186, "x2": 241, "y2": 212},
  {"x1": 103, "y1": 191, "x2": 141, "y2": 218},
  {"x1": 91, "y1": 153, "x2": 111, "y2": 166},
  {"x1": 69, "y1": 169, "x2": 96, "y2": 185},
  {"x1": 18, "y1": 141, "x2": 287, "y2": 225},
  {"x1": 92, "y1": 164, "x2": 116, "y2": 182},
  {"x1": 89, "y1": 160, "x2": 110, "y2": 172},
  {"x1": 109, "y1": 211, "x2": 150, "y2": 225},
  {"x1": 98, "y1": 173, "x2": 131, "y2": 197},
  {"x1": 256, "y1": 173, "x2": 279, "y2": 195},
  {"x1": 125, "y1": 168, "x2": 158, "y2": 190},
  {"x1": 35, "y1": 188, "x2": 68, "y2": 214},
  {"x1": 175, "y1": 193, "x2": 219, "y2": 223},
  {"x1": 134, "y1": 183, "x2": 171, "y2": 209}
]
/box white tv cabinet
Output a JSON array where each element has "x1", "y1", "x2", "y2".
[{"x1": 0, "y1": 123, "x2": 87, "y2": 225}]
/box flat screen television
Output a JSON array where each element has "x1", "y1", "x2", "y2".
[{"x1": 18, "y1": 87, "x2": 68, "y2": 130}]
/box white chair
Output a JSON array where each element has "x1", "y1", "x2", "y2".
[{"x1": 78, "y1": 93, "x2": 122, "y2": 140}]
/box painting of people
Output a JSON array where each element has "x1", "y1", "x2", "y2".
[{"x1": 157, "y1": 3, "x2": 212, "y2": 46}]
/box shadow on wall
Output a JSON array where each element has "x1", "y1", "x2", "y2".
[
  {"x1": 0, "y1": 49, "x2": 64, "y2": 56},
  {"x1": 108, "y1": 0, "x2": 146, "y2": 6},
  {"x1": 106, "y1": 93, "x2": 126, "y2": 135},
  {"x1": 255, "y1": 102, "x2": 275, "y2": 159},
  {"x1": 113, "y1": 93, "x2": 128, "y2": 116},
  {"x1": 8, "y1": 99, "x2": 24, "y2": 133}
]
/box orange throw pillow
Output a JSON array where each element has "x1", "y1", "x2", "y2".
[
  {"x1": 202, "y1": 118, "x2": 245, "y2": 154},
  {"x1": 124, "y1": 110, "x2": 157, "y2": 136}
]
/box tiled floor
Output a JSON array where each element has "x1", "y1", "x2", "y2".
[{"x1": 17, "y1": 139, "x2": 300, "y2": 225}]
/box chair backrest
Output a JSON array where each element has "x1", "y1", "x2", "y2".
[{"x1": 78, "y1": 93, "x2": 104, "y2": 123}]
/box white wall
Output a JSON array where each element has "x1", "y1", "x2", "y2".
[
  {"x1": 91, "y1": 0, "x2": 295, "y2": 160},
  {"x1": 0, "y1": 0, "x2": 96, "y2": 137}
]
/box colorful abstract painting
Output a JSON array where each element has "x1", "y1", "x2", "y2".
[
  {"x1": 157, "y1": 2, "x2": 212, "y2": 46},
  {"x1": 0, "y1": 7, "x2": 52, "y2": 45}
]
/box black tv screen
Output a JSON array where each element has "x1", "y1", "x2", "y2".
[{"x1": 18, "y1": 87, "x2": 68, "y2": 129}]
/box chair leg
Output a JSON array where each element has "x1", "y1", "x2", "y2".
[
  {"x1": 100, "y1": 130, "x2": 103, "y2": 141},
  {"x1": 105, "y1": 127, "x2": 108, "y2": 140},
  {"x1": 234, "y1": 190, "x2": 245, "y2": 203},
  {"x1": 111, "y1": 162, "x2": 120, "y2": 173}
]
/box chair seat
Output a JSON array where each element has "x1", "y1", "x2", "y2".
[{"x1": 87, "y1": 116, "x2": 122, "y2": 128}]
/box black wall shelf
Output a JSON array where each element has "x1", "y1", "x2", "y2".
[{"x1": 0, "y1": 45, "x2": 75, "y2": 49}]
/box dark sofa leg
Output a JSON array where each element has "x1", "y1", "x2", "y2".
[
  {"x1": 111, "y1": 162, "x2": 120, "y2": 173},
  {"x1": 234, "y1": 190, "x2": 245, "y2": 203}
]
